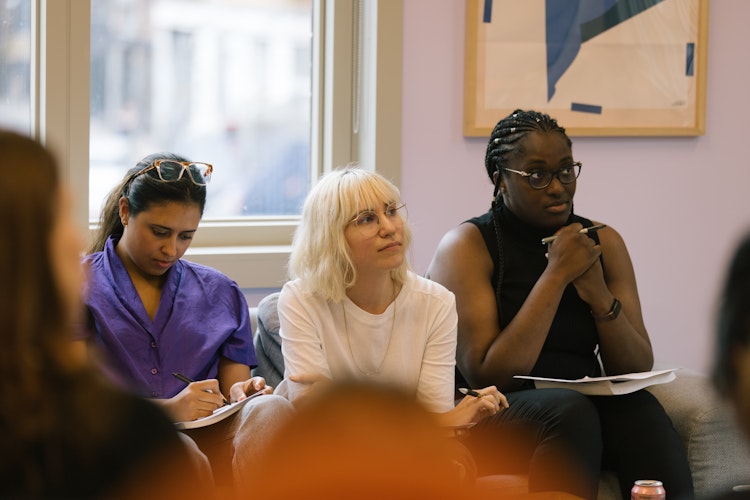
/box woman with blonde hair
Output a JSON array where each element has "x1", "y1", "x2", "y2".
[{"x1": 277, "y1": 166, "x2": 505, "y2": 429}]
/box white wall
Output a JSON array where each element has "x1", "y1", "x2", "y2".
[{"x1": 401, "y1": 0, "x2": 750, "y2": 374}]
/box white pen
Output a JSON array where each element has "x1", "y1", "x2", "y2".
[
  {"x1": 541, "y1": 224, "x2": 607, "y2": 245},
  {"x1": 458, "y1": 387, "x2": 483, "y2": 398}
]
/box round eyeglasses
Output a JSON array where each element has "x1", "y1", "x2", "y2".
[
  {"x1": 130, "y1": 159, "x2": 213, "y2": 186},
  {"x1": 503, "y1": 162, "x2": 582, "y2": 190},
  {"x1": 348, "y1": 203, "x2": 407, "y2": 237}
]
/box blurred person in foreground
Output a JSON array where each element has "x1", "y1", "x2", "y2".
[
  {"x1": 0, "y1": 130, "x2": 210, "y2": 499},
  {"x1": 713, "y1": 232, "x2": 750, "y2": 499},
  {"x1": 258, "y1": 380, "x2": 583, "y2": 500}
]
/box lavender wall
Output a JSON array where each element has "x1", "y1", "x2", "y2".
[{"x1": 401, "y1": 0, "x2": 750, "y2": 374}]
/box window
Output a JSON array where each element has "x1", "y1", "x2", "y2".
[
  {"x1": 89, "y1": 0, "x2": 313, "y2": 219},
  {"x1": 0, "y1": 0, "x2": 32, "y2": 134},
  {"x1": 29, "y1": 0, "x2": 402, "y2": 289}
]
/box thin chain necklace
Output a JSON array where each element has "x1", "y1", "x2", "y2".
[{"x1": 342, "y1": 283, "x2": 397, "y2": 376}]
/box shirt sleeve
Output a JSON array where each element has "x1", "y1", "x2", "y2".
[
  {"x1": 277, "y1": 282, "x2": 333, "y2": 402},
  {"x1": 218, "y1": 280, "x2": 257, "y2": 367},
  {"x1": 415, "y1": 290, "x2": 458, "y2": 413}
]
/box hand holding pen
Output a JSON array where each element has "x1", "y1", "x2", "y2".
[
  {"x1": 541, "y1": 224, "x2": 606, "y2": 261},
  {"x1": 541, "y1": 224, "x2": 606, "y2": 245},
  {"x1": 458, "y1": 387, "x2": 483, "y2": 398},
  {"x1": 173, "y1": 372, "x2": 230, "y2": 406},
  {"x1": 459, "y1": 386, "x2": 509, "y2": 411}
]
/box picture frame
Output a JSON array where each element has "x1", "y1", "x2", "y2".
[{"x1": 463, "y1": 0, "x2": 709, "y2": 137}]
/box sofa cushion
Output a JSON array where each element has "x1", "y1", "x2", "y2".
[
  {"x1": 647, "y1": 368, "x2": 750, "y2": 498},
  {"x1": 250, "y1": 292, "x2": 284, "y2": 388}
]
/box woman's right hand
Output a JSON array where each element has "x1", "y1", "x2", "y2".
[
  {"x1": 439, "y1": 386, "x2": 509, "y2": 428},
  {"x1": 159, "y1": 379, "x2": 225, "y2": 422},
  {"x1": 545, "y1": 223, "x2": 601, "y2": 284}
]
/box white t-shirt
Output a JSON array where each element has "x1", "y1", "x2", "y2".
[{"x1": 277, "y1": 271, "x2": 457, "y2": 413}]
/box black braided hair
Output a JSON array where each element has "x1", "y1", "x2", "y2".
[{"x1": 484, "y1": 109, "x2": 571, "y2": 326}]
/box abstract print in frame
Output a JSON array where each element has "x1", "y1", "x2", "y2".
[{"x1": 464, "y1": 0, "x2": 709, "y2": 137}]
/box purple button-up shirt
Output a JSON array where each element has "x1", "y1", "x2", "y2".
[{"x1": 82, "y1": 236, "x2": 256, "y2": 399}]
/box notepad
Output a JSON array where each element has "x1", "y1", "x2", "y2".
[
  {"x1": 174, "y1": 391, "x2": 266, "y2": 430},
  {"x1": 513, "y1": 369, "x2": 676, "y2": 396}
]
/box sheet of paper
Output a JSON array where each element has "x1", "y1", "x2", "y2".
[
  {"x1": 513, "y1": 369, "x2": 676, "y2": 396},
  {"x1": 174, "y1": 391, "x2": 265, "y2": 430}
]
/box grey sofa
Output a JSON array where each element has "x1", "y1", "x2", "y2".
[
  {"x1": 248, "y1": 292, "x2": 750, "y2": 499},
  {"x1": 611, "y1": 368, "x2": 750, "y2": 499}
]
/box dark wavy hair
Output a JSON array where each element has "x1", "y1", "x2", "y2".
[{"x1": 88, "y1": 152, "x2": 207, "y2": 253}]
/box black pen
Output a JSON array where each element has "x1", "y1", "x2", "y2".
[
  {"x1": 172, "y1": 372, "x2": 230, "y2": 406},
  {"x1": 458, "y1": 387, "x2": 483, "y2": 398},
  {"x1": 541, "y1": 224, "x2": 607, "y2": 245}
]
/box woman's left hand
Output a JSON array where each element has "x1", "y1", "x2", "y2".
[
  {"x1": 230, "y1": 376, "x2": 273, "y2": 402},
  {"x1": 287, "y1": 373, "x2": 331, "y2": 408},
  {"x1": 571, "y1": 256, "x2": 608, "y2": 304},
  {"x1": 475, "y1": 386, "x2": 509, "y2": 411}
]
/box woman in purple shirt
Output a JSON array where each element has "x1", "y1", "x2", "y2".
[{"x1": 79, "y1": 152, "x2": 293, "y2": 494}]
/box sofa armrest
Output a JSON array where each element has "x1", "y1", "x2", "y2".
[
  {"x1": 647, "y1": 368, "x2": 750, "y2": 498},
  {"x1": 249, "y1": 292, "x2": 284, "y2": 388},
  {"x1": 249, "y1": 306, "x2": 258, "y2": 340}
]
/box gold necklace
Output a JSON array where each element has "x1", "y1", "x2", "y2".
[{"x1": 342, "y1": 286, "x2": 397, "y2": 376}]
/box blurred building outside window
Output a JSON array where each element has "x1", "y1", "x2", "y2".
[
  {"x1": 90, "y1": 0, "x2": 313, "y2": 219},
  {"x1": 0, "y1": 0, "x2": 32, "y2": 135}
]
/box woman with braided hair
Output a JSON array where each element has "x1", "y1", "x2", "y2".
[{"x1": 427, "y1": 109, "x2": 693, "y2": 499}]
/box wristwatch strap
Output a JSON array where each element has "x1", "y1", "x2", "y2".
[{"x1": 592, "y1": 298, "x2": 621, "y2": 321}]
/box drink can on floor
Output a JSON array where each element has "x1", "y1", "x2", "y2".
[{"x1": 631, "y1": 480, "x2": 666, "y2": 500}]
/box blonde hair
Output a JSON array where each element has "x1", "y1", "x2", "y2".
[{"x1": 288, "y1": 166, "x2": 412, "y2": 302}]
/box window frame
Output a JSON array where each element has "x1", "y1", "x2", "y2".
[{"x1": 36, "y1": 0, "x2": 402, "y2": 289}]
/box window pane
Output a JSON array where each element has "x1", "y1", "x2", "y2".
[
  {"x1": 90, "y1": 0, "x2": 312, "y2": 220},
  {"x1": 0, "y1": 0, "x2": 32, "y2": 134}
]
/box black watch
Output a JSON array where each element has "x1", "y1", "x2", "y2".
[{"x1": 592, "y1": 298, "x2": 621, "y2": 321}]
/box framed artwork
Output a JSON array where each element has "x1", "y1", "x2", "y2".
[{"x1": 463, "y1": 0, "x2": 709, "y2": 137}]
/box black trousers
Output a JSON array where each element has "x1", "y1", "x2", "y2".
[{"x1": 462, "y1": 388, "x2": 694, "y2": 500}]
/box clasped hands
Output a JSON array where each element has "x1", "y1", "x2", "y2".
[{"x1": 544, "y1": 222, "x2": 607, "y2": 298}]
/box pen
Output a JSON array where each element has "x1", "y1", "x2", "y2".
[
  {"x1": 172, "y1": 372, "x2": 230, "y2": 406},
  {"x1": 458, "y1": 387, "x2": 483, "y2": 398},
  {"x1": 541, "y1": 224, "x2": 607, "y2": 245}
]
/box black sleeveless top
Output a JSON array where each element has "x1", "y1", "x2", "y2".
[{"x1": 466, "y1": 201, "x2": 602, "y2": 385}]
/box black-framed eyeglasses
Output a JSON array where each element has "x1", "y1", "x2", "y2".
[
  {"x1": 348, "y1": 202, "x2": 407, "y2": 237},
  {"x1": 503, "y1": 162, "x2": 582, "y2": 190},
  {"x1": 130, "y1": 160, "x2": 213, "y2": 186}
]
